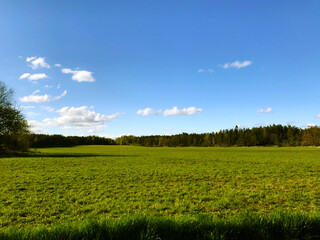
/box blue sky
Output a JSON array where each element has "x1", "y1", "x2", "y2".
[{"x1": 1, "y1": 1, "x2": 320, "y2": 137}]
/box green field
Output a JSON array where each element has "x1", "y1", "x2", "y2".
[{"x1": 1, "y1": 146, "x2": 320, "y2": 230}]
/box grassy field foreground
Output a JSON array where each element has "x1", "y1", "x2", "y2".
[
  {"x1": 1, "y1": 146, "x2": 320, "y2": 238},
  {"x1": 1, "y1": 213, "x2": 320, "y2": 240}
]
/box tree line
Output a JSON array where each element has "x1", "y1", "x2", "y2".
[
  {"x1": 115, "y1": 125, "x2": 320, "y2": 147},
  {"x1": 29, "y1": 134, "x2": 115, "y2": 148},
  {"x1": 27, "y1": 124, "x2": 320, "y2": 148}
]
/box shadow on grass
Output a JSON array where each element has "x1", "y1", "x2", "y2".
[
  {"x1": 1, "y1": 213, "x2": 320, "y2": 240},
  {"x1": 0, "y1": 152, "x2": 137, "y2": 158}
]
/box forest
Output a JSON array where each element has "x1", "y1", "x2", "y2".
[
  {"x1": 29, "y1": 134, "x2": 116, "y2": 148},
  {"x1": 115, "y1": 125, "x2": 320, "y2": 147},
  {"x1": 28, "y1": 124, "x2": 320, "y2": 148}
]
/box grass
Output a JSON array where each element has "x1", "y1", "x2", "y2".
[
  {"x1": 1, "y1": 146, "x2": 320, "y2": 238},
  {"x1": 1, "y1": 213, "x2": 320, "y2": 240}
]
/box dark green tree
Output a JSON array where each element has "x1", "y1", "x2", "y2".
[{"x1": 0, "y1": 82, "x2": 29, "y2": 152}]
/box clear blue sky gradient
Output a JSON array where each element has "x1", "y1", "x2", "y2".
[{"x1": 1, "y1": 1, "x2": 319, "y2": 137}]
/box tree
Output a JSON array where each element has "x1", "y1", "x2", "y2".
[
  {"x1": 302, "y1": 126, "x2": 320, "y2": 146},
  {"x1": 0, "y1": 81, "x2": 29, "y2": 152}
]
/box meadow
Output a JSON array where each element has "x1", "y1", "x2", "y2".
[{"x1": 1, "y1": 146, "x2": 320, "y2": 239}]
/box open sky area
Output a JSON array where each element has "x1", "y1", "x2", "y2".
[{"x1": 1, "y1": 0, "x2": 319, "y2": 138}]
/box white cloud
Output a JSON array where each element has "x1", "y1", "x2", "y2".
[
  {"x1": 28, "y1": 120, "x2": 47, "y2": 134},
  {"x1": 26, "y1": 57, "x2": 36, "y2": 62},
  {"x1": 62, "y1": 68, "x2": 95, "y2": 82},
  {"x1": 316, "y1": 114, "x2": 320, "y2": 119},
  {"x1": 43, "y1": 106, "x2": 55, "y2": 112},
  {"x1": 87, "y1": 125, "x2": 107, "y2": 134},
  {"x1": 55, "y1": 90, "x2": 67, "y2": 100},
  {"x1": 44, "y1": 85, "x2": 53, "y2": 88},
  {"x1": 20, "y1": 94, "x2": 51, "y2": 103},
  {"x1": 221, "y1": 60, "x2": 252, "y2": 69},
  {"x1": 256, "y1": 123, "x2": 271, "y2": 127},
  {"x1": 20, "y1": 105, "x2": 35, "y2": 110},
  {"x1": 198, "y1": 69, "x2": 214, "y2": 73},
  {"x1": 28, "y1": 106, "x2": 120, "y2": 134},
  {"x1": 19, "y1": 73, "x2": 48, "y2": 81},
  {"x1": 136, "y1": 108, "x2": 161, "y2": 116},
  {"x1": 257, "y1": 107, "x2": 272, "y2": 113},
  {"x1": 26, "y1": 111, "x2": 40, "y2": 117},
  {"x1": 29, "y1": 73, "x2": 48, "y2": 81},
  {"x1": 26, "y1": 57, "x2": 50, "y2": 69},
  {"x1": 19, "y1": 90, "x2": 67, "y2": 103},
  {"x1": 42, "y1": 106, "x2": 119, "y2": 130},
  {"x1": 163, "y1": 106, "x2": 202, "y2": 116},
  {"x1": 19, "y1": 73, "x2": 31, "y2": 79},
  {"x1": 287, "y1": 120, "x2": 299, "y2": 125},
  {"x1": 307, "y1": 123, "x2": 316, "y2": 128},
  {"x1": 54, "y1": 64, "x2": 62, "y2": 67}
]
